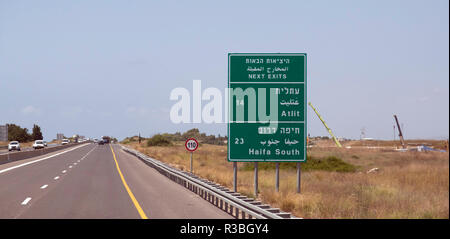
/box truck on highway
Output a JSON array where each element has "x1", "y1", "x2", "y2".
[{"x1": 102, "y1": 136, "x2": 110, "y2": 144}]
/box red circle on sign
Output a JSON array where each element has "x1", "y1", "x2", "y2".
[{"x1": 185, "y1": 138, "x2": 199, "y2": 152}]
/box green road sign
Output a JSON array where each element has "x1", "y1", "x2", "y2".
[{"x1": 228, "y1": 53, "x2": 307, "y2": 162}]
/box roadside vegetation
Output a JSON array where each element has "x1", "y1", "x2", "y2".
[
  {"x1": 4, "y1": 123, "x2": 44, "y2": 142},
  {"x1": 120, "y1": 131, "x2": 449, "y2": 219},
  {"x1": 146, "y1": 134, "x2": 172, "y2": 146},
  {"x1": 241, "y1": 156, "x2": 357, "y2": 173},
  {"x1": 122, "y1": 128, "x2": 227, "y2": 146}
]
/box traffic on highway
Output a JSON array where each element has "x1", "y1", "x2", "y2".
[
  {"x1": 0, "y1": 1, "x2": 447, "y2": 238},
  {"x1": 0, "y1": 140, "x2": 232, "y2": 219}
]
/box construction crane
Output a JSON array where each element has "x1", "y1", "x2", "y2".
[
  {"x1": 393, "y1": 115, "x2": 406, "y2": 149},
  {"x1": 308, "y1": 102, "x2": 342, "y2": 147}
]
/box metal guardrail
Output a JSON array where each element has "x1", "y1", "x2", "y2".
[{"x1": 121, "y1": 145, "x2": 295, "y2": 219}]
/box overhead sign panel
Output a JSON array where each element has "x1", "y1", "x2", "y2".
[{"x1": 228, "y1": 53, "x2": 307, "y2": 162}]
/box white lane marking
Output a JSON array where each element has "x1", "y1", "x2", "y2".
[
  {"x1": 77, "y1": 160, "x2": 80, "y2": 162},
  {"x1": 40, "y1": 184, "x2": 48, "y2": 189},
  {"x1": 21, "y1": 197, "x2": 32, "y2": 205},
  {"x1": 58, "y1": 146, "x2": 97, "y2": 176},
  {"x1": 54, "y1": 176, "x2": 59, "y2": 180},
  {"x1": 79, "y1": 146, "x2": 97, "y2": 161},
  {"x1": 0, "y1": 144, "x2": 91, "y2": 175}
]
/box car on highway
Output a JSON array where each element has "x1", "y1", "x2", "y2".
[
  {"x1": 33, "y1": 140, "x2": 45, "y2": 150},
  {"x1": 61, "y1": 139, "x2": 70, "y2": 145},
  {"x1": 43, "y1": 141, "x2": 48, "y2": 147},
  {"x1": 8, "y1": 141, "x2": 21, "y2": 151},
  {"x1": 98, "y1": 140, "x2": 104, "y2": 145}
]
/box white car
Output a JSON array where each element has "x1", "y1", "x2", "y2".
[
  {"x1": 8, "y1": 141, "x2": 21, "y2": 151},
  {"x1": 43, "y1": 141, "x2": 48, "y2": 147},
  {"x1": 33, "y1": 140, "x2": 45, "y2": 149},
  {"x1": 61, "y1": 139, "x2": 70, "y2": 145}
]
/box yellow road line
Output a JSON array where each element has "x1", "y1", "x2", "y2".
[{"x1": 110, "y1": 144, "x2": 148, "y2": 219}]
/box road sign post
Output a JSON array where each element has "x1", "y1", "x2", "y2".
[
  {"x1": 228, "y1": 53, "x2": 307, "y2": 194},
  {"x1": 297, "y1": 162, "x2": 301, "y2": 193},
  {"x1": 185, "y1": 138, "x2": 198, "y2": 174},
  {"x1": 190, "y1": 152, "x2": 193, "y2": 173},
  {"x1": 275, "y1": 162, "x2": 279, "y2": 192},
  {"x1": 233, "y1": 162, "x2": 237, "y2": 192},
  {"x1": 254, "y1": 162, "x2": 258, "y2": 197}
]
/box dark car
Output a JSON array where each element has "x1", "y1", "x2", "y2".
[{"x1": 98, "y1": 140, "x2": 105, "y2": 145}]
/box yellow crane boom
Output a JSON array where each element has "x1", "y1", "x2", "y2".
[{"x1": 308, "y1": 102, "x2": 342, "y2": 147}]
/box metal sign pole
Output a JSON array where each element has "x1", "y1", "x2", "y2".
[
  {"x1": 297, "y1": 162, "x2": 301, "y2": 193},
  {"x1": 275, "y1": 162, "x2": 280, "y2": 192},
  {"x1": 254, "y1": 162, "x2": 258, "y2": 197},
  {"x1": 233, "y1": 162, "x2": 237, "y2": 192},
  {"x1": 190, "y1": 152, "x2": 193, "y2": 173},
  {"x1": 185, "y1": 138, "x2": 198, "y2": 175}
]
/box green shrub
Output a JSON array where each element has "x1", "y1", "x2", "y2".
[
  {"x1": 241, "y1": 155, "x2": 357, "y2": 173},
  {"x1": 147, "y1": 134, "x2": 172, "y2": 146}
]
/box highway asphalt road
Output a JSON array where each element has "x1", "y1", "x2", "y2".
[{"x1": 0, "y1": 143, "x2": 232, "y2": 219}]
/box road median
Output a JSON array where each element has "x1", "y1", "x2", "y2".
[{"x1": 0, "y1": 143, "x2": 86, "y2": 166}]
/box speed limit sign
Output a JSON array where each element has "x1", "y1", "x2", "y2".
[
  {"x1": 185, "y1": 138, "x2": 198, "y2": 152},
  {"x1": 185, "y1": 138, "x2": 198, "y2": 173}
]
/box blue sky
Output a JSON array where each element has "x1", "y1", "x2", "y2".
[{"x1": 0, "y1": 0, "x2": 448, "y2": 140}]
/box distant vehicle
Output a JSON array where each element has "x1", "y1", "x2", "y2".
[
  {"x1": 8, "y1": 141, "x2": 21, "y2": 151},
  {"x1": 98, "y1": 140, "x2": 105, "y2": 145},
  {"x1": 102, "y1": 136, "x2": 110, "y2": 144},
  {"x1": 33, "y1": 140, "x2": 45, "y2": 149},
  {"x1": 73, "y1": 134, "x2": 79, "y2": 143},
  {"x1": 43, "y1": 141, "x2": 48, "y2": 147},
  {"x1": 62, "y1": 139, "x2": 70, "y2": 145},
  {"x1": 93, "y1": 138, "x2": 98, "y2": 143}
]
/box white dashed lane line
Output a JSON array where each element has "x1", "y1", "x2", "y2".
[
  {"x1": 14, "y1": 145, "x2": 98, "y2": 207},
  {"x1": 21, "y1": 197, "x2": 32, "y2": 205},
  {"x1": 0, "y1": 144, "x2": 89, "y2": 175}
]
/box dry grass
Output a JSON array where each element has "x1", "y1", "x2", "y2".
[
  {"x1": 123, "y1": 140, "x2": 449, "y2": 219},
  {"x1": 312, "y1": 138, "x2": 449, "y2": 150}
]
